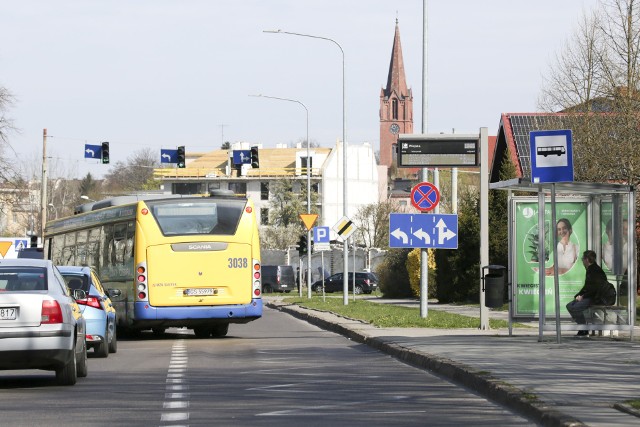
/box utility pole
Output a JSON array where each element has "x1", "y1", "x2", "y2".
[
  {"x1": 40, "y1": 128, "x2": 48, "y2": 240},
  {"x1": 220, "y1": 124, "x2": 228, "y2": 147}
]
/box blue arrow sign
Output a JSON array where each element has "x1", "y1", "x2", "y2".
[
  {"x1": 389, "y1": 213, "x2": 458, "y2": 249},
  {"x1": 232, "y1": 150, "x2": 251, "y2": 165},
  {"x1": 161, "y1": 149, "x2": 178, "y2": 164},
  {"x1": 84, "y1": 144, "x2": 102, "y2": 159}
]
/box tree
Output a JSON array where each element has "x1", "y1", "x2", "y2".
[
  {"x1": 353, "y1": 199, "x2": 405, "y2": 249},
  {"x1": 260, "y1": 178, "x2": 319, "y2": 249},
  {"x1": 538, "y1": 0, "x2": 640, "y2": 187},
  {"x1": 103, "y1": 147, "x2": 160, "y2": 193},
  {"x1": 0, "y1": 86, "x2": 15, "y2": 145},
  {"x1": 221, "y1": 141, "x2": 231, "y2": 150}
]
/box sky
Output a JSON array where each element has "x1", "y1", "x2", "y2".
[{"x1": 0, "y1": 0, "x2": 600, "y2": 179}]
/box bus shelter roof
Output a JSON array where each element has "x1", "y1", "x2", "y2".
[{"x1": 489, "y1": 178, "x2": 634, "y2": 195}]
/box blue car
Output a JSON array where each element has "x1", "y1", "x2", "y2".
[{"x1": 58, "y1": 266, "x2": 120, "y2": 358}]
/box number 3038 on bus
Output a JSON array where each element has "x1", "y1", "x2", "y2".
[{"x1": 228, "y1": 258, "x2": 248, "y2": 268}]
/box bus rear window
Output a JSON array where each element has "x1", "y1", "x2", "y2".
[{"x1": 146, "y1": 199, "x2": 246, "y2": 236}]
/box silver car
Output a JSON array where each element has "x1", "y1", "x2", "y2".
[{"x1": 0, "y1": 259, "x2": 88, "y2": 385}]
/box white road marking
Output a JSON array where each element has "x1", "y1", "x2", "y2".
[{"x1": 161, "y1": 340, "x2": 190, "y2": 426}]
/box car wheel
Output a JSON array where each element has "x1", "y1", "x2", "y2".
[
  {"x1": 313, "y1": 285, "x2": 322, "y2": 293},
  {"x1": 56, "y1": 341, "x2": 78, "y2": 386},
  {"x1": 77, "y1": 337, "x2": 88, "y2": 378},
  {"x1": 263, "y1": 284, "x2": 273, "y2": 293},
  {"x1": 94, "y1": 325, "x2": 109, "y2": 358},
  {"x1": 193, "y1": 326, "x2": 210, "y2": 338},
  {"x1": 108, "y1": 323, "x2": 118, "y2": 354},
  {"x1": 211, "y1": 323, "x2": 229, "y2": 338},
  {"x1": 354, "y1": 285, "x2": 363, "y2": 295}
]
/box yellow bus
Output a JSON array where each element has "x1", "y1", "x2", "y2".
[{"x1": 43, "y1": 192, "x2": 262, "y2": 338}]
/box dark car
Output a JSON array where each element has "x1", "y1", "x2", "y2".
[
  {"x1": 261, "y1": 265, "x2": 296, "y2": 293},
  {"x1": 311, "y1": 272, "x2": 378, "y2": 294},
  {"x1": 17, "y1": 247, "x2": 44, "y2": 259}
]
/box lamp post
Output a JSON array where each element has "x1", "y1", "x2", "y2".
[
  {"x1": 250, "y1": 94, "x2": 312, "y2": 298},
  {"x1": 264, "y1": 29, "x2": 349, "y2": 305}
]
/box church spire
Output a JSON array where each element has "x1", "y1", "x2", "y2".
[
  {"x1": 379, "y1": 19, "x2": 413, "y2": 169},
  {"x1": 384, "y1": 19, "x2": 409, "y2": 99}
]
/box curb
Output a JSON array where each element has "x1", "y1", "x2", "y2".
[{"x1": 267, "y1": 301, "x2": 586, "y2": 427}]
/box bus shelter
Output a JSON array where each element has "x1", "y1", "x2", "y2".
[{"x1": 490, "y1": 179, "x2": 636, "y2": 341}]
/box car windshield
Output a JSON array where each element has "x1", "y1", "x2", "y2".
[{"x1": 0, "y1": 267, "x2": 47, "y2": 291}]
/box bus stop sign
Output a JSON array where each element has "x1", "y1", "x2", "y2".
[
  {"x1": 411, "y1": 182, "x2": 440, "y2": 212},
  {"x1": 529, "y1": 129, "x2": 573, "y2": 183}
]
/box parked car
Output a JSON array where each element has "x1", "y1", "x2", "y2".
[
  {"x1": 58, "y1": 266, "x2": 120, "y2": 358},
  {"x1": 261, "y1": 265, "x2": 296, "y2": 293},
  {"x1": 311, "y1": 271, "x2": 379, "y2": 294},
  {"x1": 0, "y1": 259, "x2": 87, "y2": 385}
]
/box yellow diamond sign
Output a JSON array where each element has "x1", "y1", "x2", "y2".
[{"x1": 299, "y1": 213, "x2": 319, "y2": 231}]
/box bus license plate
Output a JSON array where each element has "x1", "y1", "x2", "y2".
[
  {"x1": 184, "y1": 288, "x2": 217, "y2": 296},
  {"x1": 0, "y1": 307, "x2": 17, "y2": 320}
]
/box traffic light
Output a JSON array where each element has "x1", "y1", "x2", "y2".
[
  {"x1": 30, "y1": 235, "x2": 38, "y2": 248},
  {"x1": 177, "y1": 146, "x2": 186, "y2": 168},
  {"x1": 101, "y1": 142, "x2": 110, "y2": 164},
  {"x1": 250, "y1": 146, "x2": 259, "y2": 168},
  {"x1": 297, "y1": 234, "x2": 307, "y2": 256}
]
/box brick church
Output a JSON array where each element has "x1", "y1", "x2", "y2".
[{"x1": 379, "y1": 19, "x2": 413, "y2": 171}]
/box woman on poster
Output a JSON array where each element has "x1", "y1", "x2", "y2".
[{"x1": 545, "y1": 218, "x2": 579, "y2": 275}]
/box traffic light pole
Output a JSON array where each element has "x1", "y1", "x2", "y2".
[{"x1": 307, "y1": 228, "x2": 312, "y2": 299}]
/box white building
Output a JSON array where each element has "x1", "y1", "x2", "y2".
[{"x1": 154, "y1": 141, "x2": 379, "y2": 238}]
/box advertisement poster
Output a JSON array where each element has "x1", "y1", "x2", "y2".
[
  {"x1": 599, "y1": 202, "x2": 629, "y2": 277},
  {"x1": 514, "y1": 200, "x2": 588, "y2": 317}
]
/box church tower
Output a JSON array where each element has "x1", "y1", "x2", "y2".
[{"x1": 380, "y1": 19, "x2": 413, "y2": 168}]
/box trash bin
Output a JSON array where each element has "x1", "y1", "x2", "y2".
[{"x1": 483, "y1": 265, "x2": 506, "y2": 308}]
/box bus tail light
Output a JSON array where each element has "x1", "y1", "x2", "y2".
[
  {"x1": 253, "y1": 260, "x2": 261, "y2": 298},
  {"x1": 136, "y1": 262, "x2": 148, "y2": 302}
]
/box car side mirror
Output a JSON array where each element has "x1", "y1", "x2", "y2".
[
  {"x1": 73, "y1": 289, "x2": 87, "y2": 300},
  {"x1": 107, "y1": 288, "x2": 122, "y2": 298}
]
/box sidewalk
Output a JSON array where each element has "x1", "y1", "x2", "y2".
[{"x1": 265, "y1": 296, "x2": 640, "y2": 427}]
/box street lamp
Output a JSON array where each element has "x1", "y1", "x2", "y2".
[
  {"x1": 263, "y1": 29, "x2": 350, "y2": 305},
  {"x1": 249, "y1": 94, "x2": 312, "y2": 298}
]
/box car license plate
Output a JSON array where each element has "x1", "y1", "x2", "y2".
[
  {"x1": 0, "y1": 307, "x2": 17, "y2": 320},
  {"x1": 183, "y1": 288, "x2": 217, "y2": 296}
]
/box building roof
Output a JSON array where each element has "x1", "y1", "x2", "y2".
[
  {"x1": 154, "y1": 147, "x2": 332, "y2": 179},
  {"x1": 491, "y1": 113, "x2": 569, "y2": 183}
]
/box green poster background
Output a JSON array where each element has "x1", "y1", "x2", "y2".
[
  {"x1": 599, "y1": 202, "x2": 629, "y2": 276},
  {"x1": 514, "y1": 200, "x2": 588, "y2": 317}
]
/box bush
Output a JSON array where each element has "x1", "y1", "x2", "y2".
[
  {"x1": 435, "y1": 189, "x2": 480, "y2": 303},
  {"x1": 377, "y1": 248, "x2": 413, "y2": 298},
  {"x1": 407, "y1": 248, "x2": 437, "y2": 298}
]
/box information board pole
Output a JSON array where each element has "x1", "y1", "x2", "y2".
[{"x1": 479, "y1": 127, "x2": 489, "y2": 330}]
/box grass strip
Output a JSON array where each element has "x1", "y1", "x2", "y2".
[{"x1": 282, "y1": 296, "x2": 520, "y2": 329}]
